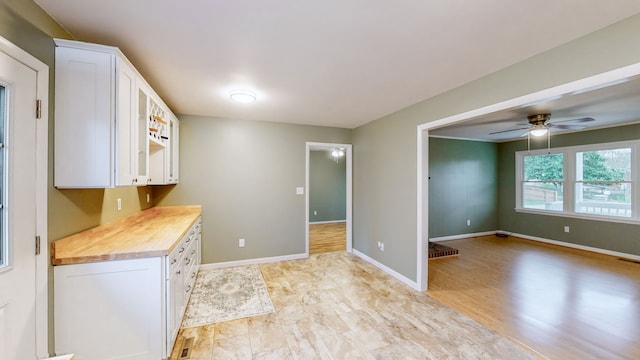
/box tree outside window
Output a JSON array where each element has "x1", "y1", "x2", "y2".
[
  {"x1": 523, "y1": 153, "x2": 564, "y2": 211},
  {"x1": 576, "y1": 148, "x2": 631, "y2": 217}
]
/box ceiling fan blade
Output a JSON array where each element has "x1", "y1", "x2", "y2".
[
  {"x1": 550, "y1": 117, "x2": 595, "y2": 124},
  {"x1": 552, "y1": 124, "x2": 587, "y2": 130},
  {"x1": 489, "y1": 126, "x2": 530, "y2": 135}
]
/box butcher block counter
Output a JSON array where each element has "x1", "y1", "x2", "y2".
[
  {"x1": 53, "y1": 205, "x2": 203, "y2": 360},
  {"x1": 51, "y1": 205, "x2": 202, "y2": 265}
]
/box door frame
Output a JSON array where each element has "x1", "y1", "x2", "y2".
[
  {"x1": 0, "y1": 35, "x2": 49, "y2": 358},
  {"x1": 416, "y1": 62, "x2": 640, "y2": 292},
  {"x1": 305, "y1": 142, "x2": 353, "y2": 255}
]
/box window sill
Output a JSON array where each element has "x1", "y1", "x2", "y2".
[{"x1": 514, "y1": 208, "x2": 640, "y2": 225}]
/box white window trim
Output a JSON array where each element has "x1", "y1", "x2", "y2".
[{"x1": 515, "y1": 139, "x2": 639, "y2": 224}]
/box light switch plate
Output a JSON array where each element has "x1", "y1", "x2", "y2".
[{"x1": 296, "y1": 187, "x2": 304, "y2": 195}]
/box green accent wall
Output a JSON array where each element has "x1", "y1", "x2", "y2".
[
  {"x1": 498, "y1": 124, "x2": 640, "y2": 256},
  {"x1": 309, "y1": 150, "x2": 346, "y2": 223},
  {"x1": 155, "y1": 115, "x2": 352, "y2": 263},
  {"x1": 429, "y1": 138, "x2": 497, "y2": 238}
]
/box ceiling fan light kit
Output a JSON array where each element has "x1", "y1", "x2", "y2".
[{"x1": 529, "y1": 126, "x2": 548, "y2": 137}]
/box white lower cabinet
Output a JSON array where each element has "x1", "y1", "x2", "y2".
[{"x1": 54, "y1": 217, "x2": 202, "y2": 360}]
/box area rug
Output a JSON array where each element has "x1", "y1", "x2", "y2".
[
  {"x1": 181, "y1": 265, "x2": 274, "y2": 328},
  {"x1": 428, "y1": 241, "x2": 459, "y2": 259}
]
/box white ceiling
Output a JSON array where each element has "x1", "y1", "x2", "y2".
[{"x1": 35, "y1": 1, "x2": 640, "y2": 129}]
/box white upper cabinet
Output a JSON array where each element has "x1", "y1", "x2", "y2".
[{"x1": 54, "y1": 39, "x2": 178, "y2": 188}]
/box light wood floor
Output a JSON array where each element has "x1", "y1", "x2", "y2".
[
  {"x1": 170, "y1": 252, "x2": 536, "y2": 359},
  {"x1": 428, "y1": 235, "x2": 640, "y2": 360},
  {"x1": 309, "y1": 222, "x2": 346, "y2": 254}
]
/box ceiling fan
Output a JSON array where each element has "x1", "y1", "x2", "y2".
[{"x1": 490, "y1": 113, "x2": 595, "y2": 137}]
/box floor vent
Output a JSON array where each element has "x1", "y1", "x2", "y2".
[
  {"x1": 179, "y1": 337, "x2": 194, "y2": 359},
  {"x1": 618, "y1": 258, "x2": 640, "y2": 265}
]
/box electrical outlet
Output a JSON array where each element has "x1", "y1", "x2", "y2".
[
  {"x1": 380, "y1": 242, "x2": 384, "y2": 251},
  {"x1": 564, "y1": 226, "x2": 570, "y2": 233},
  {"x1": 117, "y1": 198, "x2": 122, "y2": 211},
  {"x1": 314, "y1": 210, "x2": 317, "y2": 216},
  {"x1": 146, "y1": 193, "x2": 150, "y2": 203},
  {"x1": 239, "y1": 238, "x2": 245, "y2": 247},
  {"x1": 467, "y1": 219, "x2": 471, "y2": 226}
]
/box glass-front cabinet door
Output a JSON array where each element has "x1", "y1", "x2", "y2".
[{"x1": 136, "y1": 84, "x2": 150, "y2": 185}]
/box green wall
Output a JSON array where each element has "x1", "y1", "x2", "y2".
[
  {"x1": 309, "y1": 150, "x2": 346, "y2": 223},
  {"x1": 353, "y1": 14, "x2": 640, "y2": 282},
  {"x1": 155, "y1": 115, "x2": 351, "y2": 263},
  {"x1": 498, "y1": 123, "x2": 640, "y2": 255},
  {"x1": 429, "y1": 137, "x2": 498, "y2": 238}
]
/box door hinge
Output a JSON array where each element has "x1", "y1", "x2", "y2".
[
  {"x1": 35, "y1": 235, "x2": 41, "y2": 255},
  {"x1": 36, "y1": 99, "x2": 42, "y2": 119}
]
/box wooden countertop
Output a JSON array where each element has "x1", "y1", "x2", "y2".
[{"x1": 52, "y1": 205, "x2": 202, "y2": 265}]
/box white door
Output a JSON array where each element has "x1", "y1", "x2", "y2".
[{"x1": 0, "y1": 48, "x2": 39, "y2": 360}]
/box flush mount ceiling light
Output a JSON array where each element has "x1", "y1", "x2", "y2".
[
  {"x1": 331, "y1": 148, "x2": 345, "y2": 157},
  {"x1": 229, "y1": 89, "x2": 256, "y2": 103}
]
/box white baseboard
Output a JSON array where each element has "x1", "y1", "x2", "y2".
[
  {"x1": 429, "y1": 231, "x2": 496, "y2": 242},
  {"x1": 507, "y1": 231, "x2": 640, "y2": 262},
  {"x1": 199, "y1": 253, "x2": 308, "y2": 270},
  {"x1": 352, "y1": 249, "x2": 419, "y2": 291},
  {"x1": 309, "y1": 220, "x2": 347, "y2": 224}
]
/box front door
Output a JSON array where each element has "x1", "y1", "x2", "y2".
[{"x1": 0, "y1": 47, "x2": 39, "y2": 360}]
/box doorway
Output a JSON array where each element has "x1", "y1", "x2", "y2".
[
  {"x1": 305, "y1": 142, "x2": 352, "y2": 255},
  {"x1": 416, "y1": 62, "x2": 640, "y2": 292}
]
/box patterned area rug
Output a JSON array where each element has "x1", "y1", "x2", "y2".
[
  {"x1": 181, "y1": 265, "x2": 274, "y2": 328},
  {"x1": 428, "y1": 241, "x2": 459, "y2": 259}
]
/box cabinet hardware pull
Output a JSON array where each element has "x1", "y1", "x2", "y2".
[
  {"x1": 185, "y1": 258, "x2": 191, "y2": 265},
  {"x1": 176, "y1": 270, "x2": 181, "y2": 275},
  {"x1": 171, "y1": 258, "x2": 176, "y2": 265},
  {"x1": 178, "y1": 247, "x2": 184, "y2": 254},
  {"x1": 191, "y1": 272, "x2": 196, "y2": 278},
  {"x1": 185, "y1": 285, "x2": 191, "y2": 293}
]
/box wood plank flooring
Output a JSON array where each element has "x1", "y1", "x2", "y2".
[
  {"x1": 427, "y1": 235, "x2": 640, "y2": 360},
  {"x1": 170, "y1": 252, "x2": 537, "y2": 359},
  {"x1": 309, "y1": 222, "x2": 346, "y2": 254}
]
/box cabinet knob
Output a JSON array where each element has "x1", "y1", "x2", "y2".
[
  {"x1": 132, "y1": 178, "x2": 138, "y2": 183},
  {"x1": 176, "y1": 270, "x2": 181, "y2": 275}
]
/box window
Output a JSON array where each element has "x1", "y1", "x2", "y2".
[
  {"x1": 575, "y1": 148, "x2": 631, "y2": 218},
  {"x1": 522, "y1": 153, "x2": 564, "y2": 212},
  {"x1": 516, "y1": 141, "x2": 639, "y2": 223}
]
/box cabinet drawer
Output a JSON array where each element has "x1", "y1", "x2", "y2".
[{"x1": 168, "y1": 240, "x2": 186, "y2": 275}]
